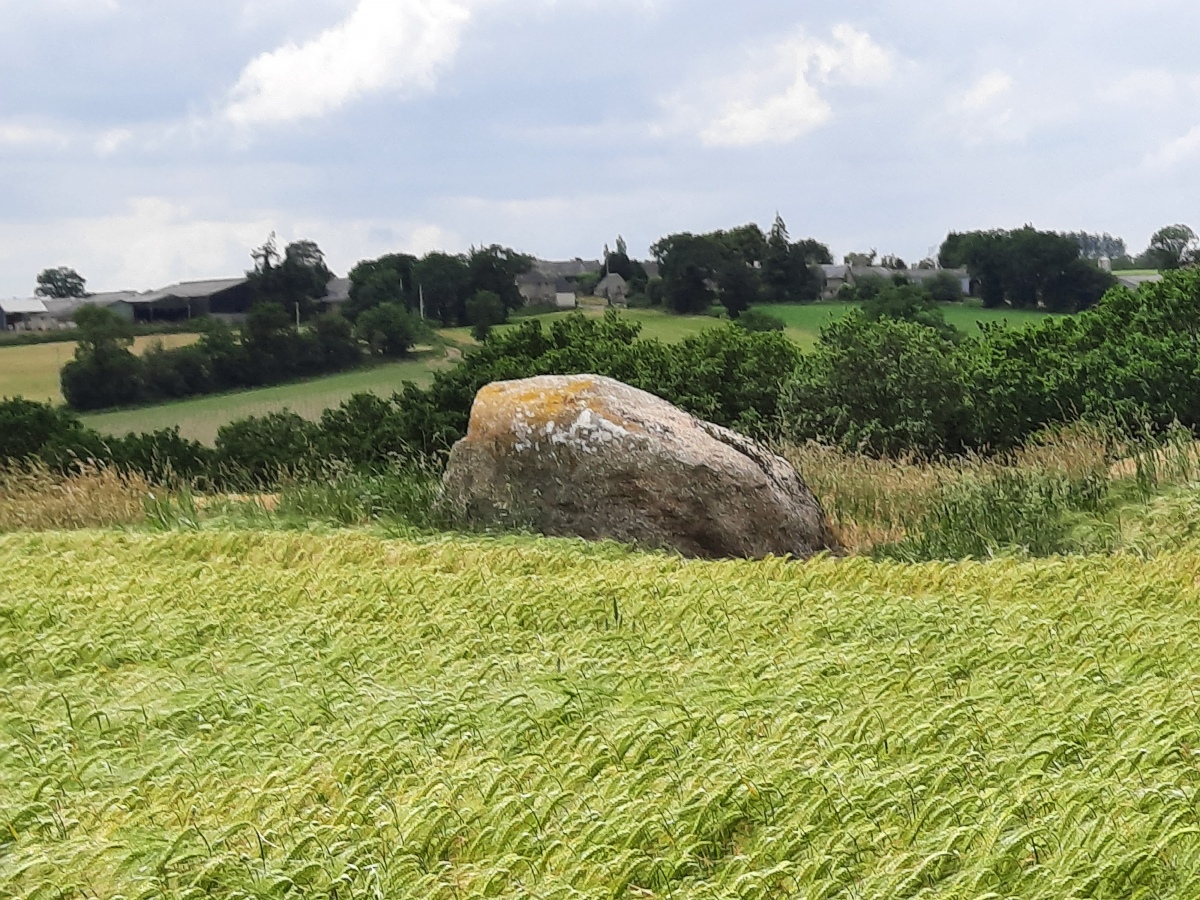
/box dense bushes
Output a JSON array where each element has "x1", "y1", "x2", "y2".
[
  {"x1": 61, "y1": 305, "x2": 371, "y2": 411},
  {"x1": 783, "y1": 270, "x2": 1200, "y2": 455}
]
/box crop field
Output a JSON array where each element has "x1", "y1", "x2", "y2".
[
  {"x1": 82, "y1": 354, "x2": 447, "y2": 444},
  {"x1": 5, "y1": 528, "x2": 1200, "y2": 898},
  {"x1": 0, "y1": 334, "x2": 200, "y2": 405}
]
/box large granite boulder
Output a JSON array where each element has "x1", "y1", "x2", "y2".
[{"x1": 441, "y1": 374, "x2": 839, "y2": 560}]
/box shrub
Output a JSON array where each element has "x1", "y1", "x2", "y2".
[
  {"x1": 356, "y1": 303, "x2": 419, "y2": 358},
  {"x1": 214, "y1": 411, "x2": 321, "y2": 488},
  {"x1": 467, "y1": 290, "x2": 506, "y2": 341},
  {"x1": 781, "y1": 314, "x2": 969, "y2": 456}
]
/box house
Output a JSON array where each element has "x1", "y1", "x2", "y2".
[
  {"x1": 820, "y1": 265, "x2": 851, "y2": 298},
  {"x1": 534, "y1": 259, "x2": 602, "y2": 279},
  {"x1": 594, "y1": 273, "x2": 629, "y2": 305},
  {"x1": 0, "y1": 297, "x2": 49, "y2": 330},
  {"x1": 1115, "y1": 273, "x2": 1164, "y2": 291},
  {"x1": 819, "y1": 265, "x2": 973, "y2": 299},
  {"x1": 554, "y1": 277, "x2": 577, "y2": 309},
  {"x1": 516, "y1": 271, "x2": 559, "y2": 306}
]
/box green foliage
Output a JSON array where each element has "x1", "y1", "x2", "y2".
[
  {"x1": 939, "y1": 227, "x2": 1116, "y2": 311},
  {"x1": 860, "y1": 279, "x2": 962, "y2": 342},
  {"x1": 61, "y1": 302, "x2": 365, "y2": 412},
  {"x1": 1146, "y1": 223, "x2": 1198, "y2": 269},
  {"x1": 782, "y1": 314, "x2": 970, "y2": 456},
  {"x1": 34, "y1": 265, "x2": 86, "y2": 298},
  {"x1": 60, "y1": 306, "x2": 144, "y2": 413},
  {"x1": 925, "y1": 270, "x2": 964, "y2": 303},
  {"x1": 357, "y1": 303, "x2": 420, "y2": 357},
  {"x1": 214, "y1": 410, "x2": 321, "y2": 487},
  {"x1": 346, "y1": 253, "x2": 417, "y2": 320},
  {"x1": 466, "y1": 290, "x2": 507, "y2": 341},
  {"x1": 246, "y1": 234, "x2": 333, "y2": 318},
  {"x1": 878, "y1": 469, "x2": 1110, "y2": 560}
]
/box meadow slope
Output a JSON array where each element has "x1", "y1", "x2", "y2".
[{"x1": 4, "y1": 530, "x2": 1200, "y2": 898}]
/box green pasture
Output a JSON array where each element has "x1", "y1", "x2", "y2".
[
  {"x1": 83, "y1": 354, "x2": 445, "y2": 444},
  {"x1": 752, "y1": 301, "x2": 1055, "y2": 346},
  {"x1": 5, "y1": 528, "x2": 1200, "y2": 897}
]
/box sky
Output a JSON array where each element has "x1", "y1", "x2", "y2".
[{"x1": 1, "y1": 0, "x2": 1198, "y2": 296}]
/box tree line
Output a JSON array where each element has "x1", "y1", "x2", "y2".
[{"x1": 12, "y1": 268, "x2": 1200, "y2": 485}]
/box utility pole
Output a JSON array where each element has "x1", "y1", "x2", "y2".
[{"x1": 419, "y1": 284, "x2": 425, "y2": 319}]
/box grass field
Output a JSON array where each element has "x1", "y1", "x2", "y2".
[
  {"x1": 5, "y1": 527, "x2": 1200, "y2": 897},
  {"x1": 0, "y1": 334, "x2": 199, "y2": 405},
  {"x1": 83, "y1": 353, "x2": 447, "y2": 444},
  {"x1": 753, "y1": 302, "x2": 1055, "y2": 346}
]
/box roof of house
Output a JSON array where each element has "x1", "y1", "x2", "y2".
[
  {"x1": 595, "y1": 273, "x2": 628, "y2": 292},
  {"x1": 534, "y1": 259, "x2": 602, "y2": 278},
  {"x1": 905, "y1": 267, "x2": 969, "y2": 281},
  {"x1": 0, "y1": 297, "x2": 49, "y2": 315},
  {"x1": 642, "y1": 261, "x2": 661, "y2": 280},
  {"x1": 821, "y1": 264, "x2": 850, "y2": 279},
  {"x1": 1116, "y1": 273, "x2": 1164, "y2": 289},
  {"x1": 516, "y1": 271, "x2": 556, "y2": 285},
  {"x1": 136, "y1": 277, "x2": 248, "y2": 304},
  {"x1": 554, "y1": 276, "x2": 573, "y2": 292}
]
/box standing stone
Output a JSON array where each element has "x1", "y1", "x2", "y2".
[{"x1": 441, "y1": 374, "x2": 839, "y2": 560}]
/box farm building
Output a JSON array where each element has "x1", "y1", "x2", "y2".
[
  {"x1": 554, "y1": 277, "x2": 576, "y2": 309},
  {"x1": 131, "y1": 277, "x2": 253, "y2": 321},
  {"x1": 0, "y1": 297, "x2": 49, "y2": 330},
  {"x1": 516, "y1": 271, "x2": 559, "y2": 306},
  {"x1": 594, "y1": 273, "x2": 629, "y2": 305}
]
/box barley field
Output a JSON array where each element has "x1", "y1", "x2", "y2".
[{"x1": 5, "y1": 528, "x2": 1200, "y2": 898}]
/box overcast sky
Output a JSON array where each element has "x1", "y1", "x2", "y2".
[{"x1": 1, "y1": 0, "x2": 1198, "y2": 296}]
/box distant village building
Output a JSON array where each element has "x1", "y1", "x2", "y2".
[
  {"x1": 0, "y1": 297, "x2": 49, "y2": 330},
  {"x1": 820, "y1": 264, "x2": 972, "y2": 299},
  {"x1": 554, "y1": 277, "x2": 577, "y2": 309},
  {"x1": 1115, "y1": 273, "x2": 1163, "y2": 291},
  {"x1": 516, "y1": 271, "x2": 559, "y2": 306},
  {"x1": 594, "y1": 273, "x2": 629, "y2": 305}
]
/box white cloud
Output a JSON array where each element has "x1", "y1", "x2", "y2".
[
  {"x1": 1142, "y1": 124, "x2": 1200, "y2": 171},
  {"x1": 223, "y1": 0, "x2": 471, "y2": 125},
  {"x1": 0, "y1": 197, "x2": 458, "y2": 295},
  {"x1": 946, "y1": 70, "x2": 1026, "y2": 145},
  {"x1": 662, "y1": 24, "x2": 892, "y2": 148},
  {"x1": 0, "y1": 120, "x2": 72, "y2": 149}
]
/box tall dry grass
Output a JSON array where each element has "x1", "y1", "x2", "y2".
[
  {"x1": 0, "y1": 463, "x2": 150, "y2": 532},
  {"x1": 781, "y1": 422, "x2": 1120, "y2": 554}
]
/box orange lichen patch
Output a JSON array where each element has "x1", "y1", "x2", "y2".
[{"x1": 467, "y1": 377, "x2": 643, "y2": 443}]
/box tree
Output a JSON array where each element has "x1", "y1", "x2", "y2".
[
  {"x1": 466, "y1": 290, "x2": 507, "y2": 341},
  {"x1": 652, "y1": 232, "x2": 724, "y2": 314},
  {"x1": 246, "y1": 235, "x2": 333, "y2": 319},
  {"x1": 926, "y1": 270, "x2": 964, "y2": 304},
  {"x1": 413, "y1": 252, "x2": 471, "y2": 325},
  {"x1": 860, "y1": 280, "x2": 962, "y2": 342},
  {"x1": 36, "y1": 267, "x2": 87, "y2": 298},
  {"x1": 60, "y1": 306, "x2": 143, "y2": 411},
  {"x1": 357, "y1": 303, "x2": 419, "y2": 357},
  {"x1": 602, "y1": 235, "x2": 648, "y2": 287},
  {"x1": 467, "y1": 245, "x2": 534, "y2": 313},
  {"x1": 761, "y1": 215, "x2": 822, "y2": 303},
  {"x1": 939, "y1": 227, "x2": 1114, "y2": 312},
  {"x1": 347, "y1": 253, "x2": 417, "y2": 320},
  {"x1": 1146, "y1": 224, "x2": 1198, "y2": 270},
  {"x1": 1063, "y1": 231, "x2": 1127, "y2": 261}
]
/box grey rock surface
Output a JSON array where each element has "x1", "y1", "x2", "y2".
[{"x1": 441, "y1": 374, "x2": 840, "y2": 559}]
